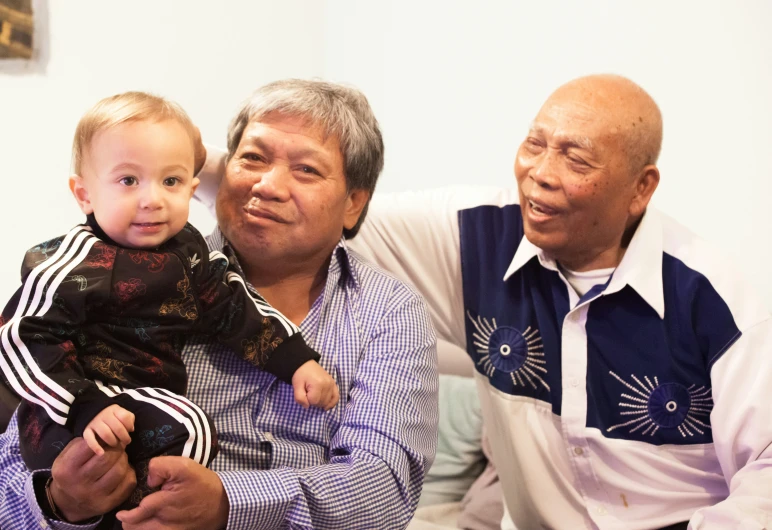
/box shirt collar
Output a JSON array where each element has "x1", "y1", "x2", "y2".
[
  {"x1": 208, "y1": 227, "x2": 358, "y2": 290},
  {"x1": 604, "y1": 209, "x2": 665, "y2": 319},
  {"x1": 503, "y1": 232, "x2": 558, "y2": 280},
  {"x1": 502, "y1": 209, "x2": 665, "y2": 319}
]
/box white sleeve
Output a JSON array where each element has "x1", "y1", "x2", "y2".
[
  {"x1": 350, "y1": 186, "x2": 519, "y2": 349},
  {"x1": 193, "y1": 145, "x2": 228, "y2": 216},
  {"x1": 689, "y1": 317, "x2": 772, "y2": 529}
]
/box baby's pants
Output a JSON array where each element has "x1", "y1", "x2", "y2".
[{"x1": 19, "y1": 384, "x2": 218, "y2": 527}]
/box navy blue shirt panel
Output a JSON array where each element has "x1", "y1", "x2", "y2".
[
  {"x1": 459, "y1": 203, "x2": 742, "y2": 446},
  {"x1": 460, "y1": 204, "x2": 568, "y2": 415}
]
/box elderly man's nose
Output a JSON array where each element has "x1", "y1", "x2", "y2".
[
  {"x1": 531, "y1": 152, "x2": 560, "y2": 189},
  {"x1": 252, "y1": 166, "x2": 291, "y2": 200}
]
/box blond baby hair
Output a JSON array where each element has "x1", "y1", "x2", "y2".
[{"x1": 72, "y1": 91, "x2": 197, "y2": 174}]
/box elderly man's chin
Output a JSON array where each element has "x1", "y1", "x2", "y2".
[{"x1": 522, "y1": 224, "x2": 569, "y2": 257}]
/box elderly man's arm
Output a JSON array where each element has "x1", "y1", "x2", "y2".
[
  {"x1": 689, "y1": 317, "x2": 772, "y2": 529},
  {"x1": 216, "y1": 288, "x2": 439, "y2": 530},
  {"x1": 194, "y1": 146, "x2": 517, "y2": 352}
]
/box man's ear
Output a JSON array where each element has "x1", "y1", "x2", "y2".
[
  {"x1": 343, "y1": 189, "x2": 371, "y2": 231},
  {"x1": 629, "y1": 165, "x2": 660, "y2": 218},
  {"x1": 69, "y1": 175, "x2": 94, "y2": 215}
]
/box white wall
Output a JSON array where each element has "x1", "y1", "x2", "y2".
[
  {"x1": 2, "y1": 1, "x2": 771, "y2": 306},
  {"x1": 323, "y1": 0, "x2": 772, "y2": 305},
  {"x1": 0, "y1": 0, "x2": 325, "y2": 303}
]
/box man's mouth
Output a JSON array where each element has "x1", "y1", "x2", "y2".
[
  {"x1": 245, "y1": 204, "x2": 286, "y2": 223},
  {"x1": 528, "y1": 199, "x2": 559, "y2": 217}
]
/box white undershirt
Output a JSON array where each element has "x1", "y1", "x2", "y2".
[{"x1": 559, "y1": 266, "x2": 615, "y2": 297}]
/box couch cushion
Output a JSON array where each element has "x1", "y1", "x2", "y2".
[{"x1": 419, "y1": 374, "x2": 485, "y2": 507}]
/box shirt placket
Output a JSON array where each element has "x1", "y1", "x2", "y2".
[{"x1": 560, "y1": 293, "x2": 615, "y2": 528}]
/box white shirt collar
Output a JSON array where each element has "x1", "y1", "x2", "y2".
[{"x1": 502, "y1": 209, "x2": 665, "y2": 319}]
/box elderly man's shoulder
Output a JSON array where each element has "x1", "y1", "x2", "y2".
[{"x1": 656, "y1": 209, "x2": 769, "y2": 330}]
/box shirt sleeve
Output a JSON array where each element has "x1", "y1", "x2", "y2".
[
  {"x1": 217, "y1": 285, "x2": 439, "y2": 530},
  {"x1": 0, "y1": 413, "x2": 102, "y2": 530},
  {"x1": 0, "y1": 234, "x2": 114, "y2": 436},
  {"x1": 349, "y1": 186, "x2": 519, "y2": 350},
  {"x1": 689, "y1": 317, "x2": 772, "y2": 529},
  {"x1": 195, "y1": 250, "x2": 320, "y2": 384}
]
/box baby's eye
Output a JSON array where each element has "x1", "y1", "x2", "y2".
[
  {"x1": 164, "y1": 177, "x2": 180, "y2": 187},
  {"x1": 119, "y1": 176, "x2": 138, "y2": 186}
]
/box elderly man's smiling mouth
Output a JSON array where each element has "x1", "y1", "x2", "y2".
[
  {"x1": 244, "y1": 203, "x2": 288, "y2": 223},
  {"x1": 526, "y1": 197, "x2": 562, "y2": 221}
]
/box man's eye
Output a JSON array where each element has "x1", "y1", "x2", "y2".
[
  {"x1": 524, "y1": 138, "x2": 543, "y2": 151},
  {"x1": 164, "y1": 177, "x2": 180, "y2": 186},
  {"x1": 299, "y1": 165, "x2": 320, "y2": 176},
  {"x1": 119, "y1": 176, "x2": 137, "y2": 186},
  {"x1": 568, "y1": 155, "x2": 588, "y2": 166},
  {"x1": 242, "y1": 153, "x2": 263, "y2": 162}
]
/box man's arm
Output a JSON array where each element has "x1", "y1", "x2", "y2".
[
  {"x1": 118, "y1": 285, "x2": 439, "y2": 530},
  {"x1": 689, "y1": 318, "x2": 772, "y2": 529},
  {"x1": 193, "y1": 146, "x2": 518, "y2": 352},
  {"x1": 0, "y1": 412, "x2": 135, "y2": 529}
]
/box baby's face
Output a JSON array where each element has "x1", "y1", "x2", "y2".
[{"x1": 73, "y1": 119, "x2": 199, "y2": 249}]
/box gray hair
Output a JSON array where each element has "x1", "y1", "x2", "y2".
[{"x1": 226, "y1": 79, "x2": 384, "y2": 239}]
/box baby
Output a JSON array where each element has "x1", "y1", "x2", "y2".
[{"x1": 0, "y1": 92, "x2": 339, "y2": 518}]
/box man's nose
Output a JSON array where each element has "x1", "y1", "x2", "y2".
[
  {"x1": 251, "y1": 165, "x2": 291, "y2": 201},
  {"x1": 530, "y1": 150, "x2": 561, "y2": 189}
]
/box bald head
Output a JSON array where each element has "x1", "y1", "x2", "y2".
[{"x1": 545, "y1": 74, "x2": 663, "y2": 174}]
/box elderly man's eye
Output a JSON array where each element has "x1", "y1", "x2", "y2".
[
  {"x1": 299, "y1": 165, "x2": 321, "y2": 176},
  {"x1": 524, "y1": 138, "x2": 543, "y2": 152},
  {"x1": 242, "y1": 153, "x2": 263, "y2": 162},
  {"x1": 568, "y1": 155, "x2": 589, "y2": 166}
]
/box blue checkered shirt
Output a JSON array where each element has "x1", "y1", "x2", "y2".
[{"x1": 0, "y1": 231, "x2": 439, "y2": 529}]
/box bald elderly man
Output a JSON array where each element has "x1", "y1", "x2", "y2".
[{"x1": 350, "y1": 75, "x2": 772, "y2": 529}]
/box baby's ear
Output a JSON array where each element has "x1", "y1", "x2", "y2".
[
  {"x1": 190, "y1": 176, "x2": 200, "y2": 197},
  {"x1": 69, "y1": 175, "x2": 94, "y2": 215}
]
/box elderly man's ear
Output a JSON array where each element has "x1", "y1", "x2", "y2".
[
  {"x1": 69, "y1": 175, "x2": 94, "y2": 215},
  {"x1": 343, "y1": 189, "x2": 371, "y2": 230},
  {"x1": 629, "y1": 165, "x2": 660, "y2": 218}
]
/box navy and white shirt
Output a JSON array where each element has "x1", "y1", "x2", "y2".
[
  {"x1": 353, "y1": 186, "x2": 772, "y2": 530},
  {"x1": 0, "y1": 230, "x2": 439, "y2": 530}
]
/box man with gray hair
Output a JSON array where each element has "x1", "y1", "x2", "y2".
[{"x1": 0, "y1": 79, "x2": 439, "y2": 529}]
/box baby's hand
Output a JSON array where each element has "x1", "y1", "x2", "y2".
[
  {"x1": 83, "y1": 404, "x2": 135, "y2": 456},
  {"x1": 291, "y1": 361, "x2": 340, "y2": 411}
]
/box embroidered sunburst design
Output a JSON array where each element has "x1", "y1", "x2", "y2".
[
  {"x1": 607, "y1": 371, "x2": 713, "y2": 438},
  {"x1": 467, "y1": 311, "x2": 550, "y2": 391}
]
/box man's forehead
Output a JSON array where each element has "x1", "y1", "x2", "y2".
[{"x1": 530, "y1": 99, "x2": 623, "y2": 147}]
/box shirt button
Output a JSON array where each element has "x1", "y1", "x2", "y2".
[
  {"x1": 264, "y1": 432, "x2": 274, "y2": 442},
  {"x1": 573, "y1": 447, "x2": 584, "y2": 456},
  {"x1": 596, "y1": 506, "x2": 608, "y2": 516}
]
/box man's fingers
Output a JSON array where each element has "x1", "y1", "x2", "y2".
[
  {"x1": 96, "y1": 449, "x2": 136, "y2": 499},
  {"x1": 82, "y1": 428, "x2": 104, "y2": 456},
  {"x1": 57, "y1": 437, "x2": 100, "y2": 468},
  {"x1": 146, "y1": 455, "x2": 185, "y2": 489},
  {"x1": 116, "y1": 490, "x2": 168, "y2": 525}
]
